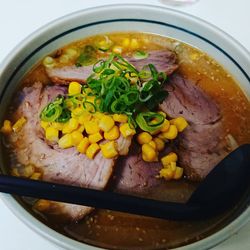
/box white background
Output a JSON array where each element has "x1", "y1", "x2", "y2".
[{"x1": 0, "y1": 0, "x2": 249, "y2": 249}]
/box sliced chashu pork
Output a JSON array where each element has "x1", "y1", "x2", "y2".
[
  {"x1": 8, "y1": 82, "x2": 132, "y2": 221},
  {"x1": 46, "y1": 50, "x2": 178, "y2": 84},
  {"x1": 160, "y1": 74, "x2": 231, "y2": 180}
]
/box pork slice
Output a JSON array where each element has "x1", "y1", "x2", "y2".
[
  {"x1": 160, "y1": 74, "x2": 230, "y2": 180},
  {"x1": 8, "y1": 82, "x2": 132, "y2": 221},
  {"x1": 46, "y1": 50, "x2": 178, "y2": 84}
]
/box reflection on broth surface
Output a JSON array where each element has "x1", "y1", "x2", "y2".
[{"x1": 1, "y1": 32, "x2": 250, "y2": 249}]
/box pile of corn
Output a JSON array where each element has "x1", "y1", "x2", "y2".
[
  {"x1": 11, "y1": 164, "x2": 42, "y2": 180},
  {"x1": 41, "y1": 82, "x2": 135, "y2": 160},
  {"x1": 136, "y1": 113, "x2": 188, "y2": 181}
]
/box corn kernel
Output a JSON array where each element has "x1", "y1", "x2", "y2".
[
  {"x1": 153, "y1": 137, "x2": 165, "y2": 152},
  {"x1": 71, "y1": 130, "x2": 84, "y2": 146},
  {"x1": 40, "y1": 121, "x2": 49, "y2": 131},
  {"x1": 62, "y1": 118, "x2": 79, "y2": 134},
  {"x1": 58, "y1": 134, "x2": 73, "y2": 149},
  {"x1": 77, "y1": 137, "x2": 90, "y2": 154},
  {"x1": 86, "y1": 143, "x2": 100, "y2": 159},
  {"x1": 169, "y1": 161, "x2": 177, "y2": 172},
  {"x1": 77, "y1": 125, "x2": 85, "y2": 133},
  {"x1": 113, "y1": 114, "x2": 128, "y2": 123},
  {"x1": 112, "y1": 46, "x2": 123, "y2": 54},
  {"x1": 130, "y1": 38, "x2": 139, "y2": 49},
  {"x1": 160, "y1": 119, "x2": 170, "y2": 132},
  {"x1": 104, "y1": 125, "x2": 120, "y2": 140},
  {"x1": 89, "y1": 132, "x2": 103, "y2": 143},
  {"x1": 159, "y1": 168, "x2": 174, "y2": 180},
  {"x1": 84, "y1": 120, "x2": 99, "y2": 134},
  {"x1": 120, "y1": 123, "x2": 136, "y2": 138},
  {"x1": 11, "y1": 168, "x2": 19, "y2": 177},
  {"x1": 0, "y1": 120, "x2": 12, "y2": 134},
  {"x1": 30, "y1": 172, "x2": 42, "y2": 180},
  {"x1": 51, "y1": 122, "x2": 64, "y2": 131},
  {"x1": 68, "y1": 81, "x2": 82, "y2": 95},
  {"x1": 122, "y1": 38, "x2": 130, "y2": 48},
  {"x1": 12, "y1": 117, "x2": 26, "y2": 133},
  {"x1": 99, "y1": 115, "x2": 115, "y2": 132},
  {"x1": 161, "y1": 125, "x2": 178, "y2": 140},
  {"x1": 142, "y1": 143, "x2": 158, "y2": 162},
  {"x1": 72, "y1": 107, "x2": 84, "y2": 117},
  {"x1": 137, "y1": 132, "x2": 152, "y2": 145},
  {"x1": 161, "y1": 152, "x2": 178, "y2": 166},
  {"x1": 78, "y1": 112, "x2": 92, "y2": 125},
  {"x1": 101, "y1": 141, "x2": 118, "y2": 159},
  {"x1": 173, "y1": 167, "x2": 184, "y2": 180},
  {"x1": 20, "y1": 164, "x2": 35, "y2": 178},
  {"x1": 170, "y1": 117, "x2": 188, "y2": 132},
  {"x1": 45, "y1": 127, "x2": 59, "y2": 142},
  {"x1": 34, "y1": 199, "x2": 51, "y2": 212},
  {"x1": 148, "y1": 140, "x2": 157, "y2": 150}
]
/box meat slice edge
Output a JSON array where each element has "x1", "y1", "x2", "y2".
[
  {"x1": 8, "y1": 82, "x2": 132, "y2": 221},
  {"x1": 46, "y1": 50, "x2": 178, "y2": 84}
]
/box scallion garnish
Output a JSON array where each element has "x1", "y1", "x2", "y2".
[{"x1": 133, "y1": 51, "x2": 149, "y2": 60}]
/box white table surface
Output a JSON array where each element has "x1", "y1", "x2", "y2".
[{"x1": 0, "y1": 0, "x2": 249, "y2": 249}]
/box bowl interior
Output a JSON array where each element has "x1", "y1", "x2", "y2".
[{"x1": 0, "y1": 4, "x2": 249, "y2": 250}]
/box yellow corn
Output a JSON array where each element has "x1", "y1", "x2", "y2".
[
  {"x1": 169, "y1": 161, "x2": 177, "y2": 172},
  {"x1": 45, "y1": 127, "x2": 59, "y2": 142},
  {"x1": 137, "y1": 132, "x2": 152, "y2": 145},
  {"x1": 77, "y1": 125, "x2": 85, "y2": 133},
  {"x1": 101, "y1": 141, "x2": 118, "y2": 159},
  {"x1": 51, "y1": 122, "x2": 64, "y2": 131},
  {"x1": 122, "y1": 38, "x2": 130, "y2": 48},
  {"x1": 12, "y1": 117, "x2": 26, "y2": 133},
  {"x1": 11, "y1": 168, "x2": 20, "y2": 177},
  {"x1": 112, "y1": 46, "x2": 123, "y2": 54},
  {"x1": 113, "y1": 114, "x2": 128, "y2": 123},
  {"x1": 78, "y1": 112, "x2": 92, "y2": 125},
  {"x1": 120, "y1": 123, "x2": 136, "y2": 138},
  {"x1": 161, "y1": 125, "x2": 178, "y2": 140},
  {"x1": 30, "y1": 172, "x2": 42, "y2": 180},
  {"x1": 142, "y1": 143, "x2": 158, "y2": 162},
  {"x1": 58, "y1": 134, "x2": 73, "y2": 149},
  {"x1": 104, "y1": 125, "x2": 120, "y2": 140},
  {"x1": 170, "y1": 117, "x2": 188, "y2": 132},
  {"x1": 89, "y1": 132, "x2": 103, "y2": 143},
  {"x1": 130, "y1": 38, "x2": 139, "y2": 49},
  {"x1": 161, "y1": 152, "x2": 178, "y2": 166},
  {"x1": 71, "y1": 130, "x2": 84, "y2": 146},
  {"x1": 153, "y1": 137, "x2": 165, "y2": 152},
  {"x1": 21, "y1": 164, "x2": 35, "y2": 178},
  {"x1": 68, "y1": 81, "x2": 82, "y2": 95},
  {"x1": 173, "y1": 167, "x2": 184, "y2": 180},
  {"x1": 148, "y1": 140, "x2": 157, "y2": 150},
  {"x1": 40, "y1": 121, "x2": 49, "y2": 131},
  {"x1": 34, "y1": 199, "x2": 51, "y2": 212},
  {"x1": 72, "y1": 107, "x2": 84, "y2": 117},
  {"x1": 86, "y1": 143, "x2": 100, "y2": 159},
  {"x1": 84, "y1": 120, "x2": 99, "y2": 134},
  {"x1": 160, "y1": 119, "x2": 170, "y2": 132},
  {"x1": 77, "y1": 137, "x2": 90, "y2": 154},
  {"x1": 0, "y1": 120, "x2": 12, "y2": 134},
  {"x1": 62, "y1": 118, "x2": 79, "y2": 134},
  {"x1": 159, "y1": 168, "x2": 175, "y2": 180},
  {"x1": 99, "y1": 115, "x2": 115, "y2": 132}
]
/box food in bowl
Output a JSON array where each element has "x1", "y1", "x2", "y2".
[{"x1": 1, "y1": 32, "x2": 250, "y2": 249}]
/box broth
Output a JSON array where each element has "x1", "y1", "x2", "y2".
[{"x1": 2, "y1": 32, "x2": 250, "y2": 249}]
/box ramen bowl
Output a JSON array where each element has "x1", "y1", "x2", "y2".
[{"x1": 0, "y1": 4, "x2": 249, "y2": 250}]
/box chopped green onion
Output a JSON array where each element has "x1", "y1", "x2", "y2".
[
  {"x1": 133, "y1": 51, "x2": 149, "y2": 60},
  {"x1": 136, "y1": 112, "x2": 165, "y2": 133}
]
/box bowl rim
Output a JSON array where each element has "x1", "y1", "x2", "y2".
[{"x1": 0, "y1": 3, "x2": 249, "y2": 250}]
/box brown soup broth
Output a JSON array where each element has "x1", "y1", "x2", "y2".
[{"x1": 3, "y1": 33, "x2": 250, "y2": 249}]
